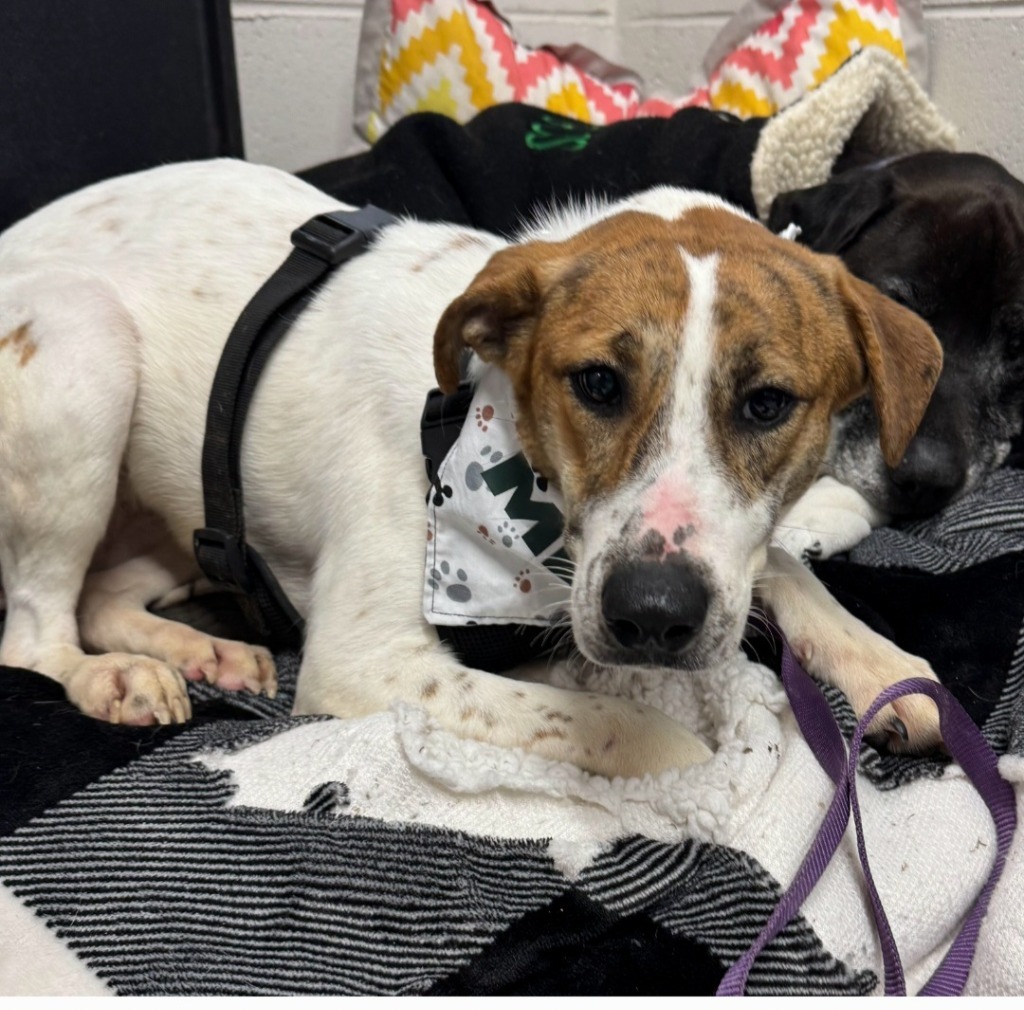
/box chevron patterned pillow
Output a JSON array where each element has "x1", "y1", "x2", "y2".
[{"x1": 352, "y1": 0, "x2": 922, "y2": 141}]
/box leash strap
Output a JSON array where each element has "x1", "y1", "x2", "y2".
[
  {"x1": 717, "y1": 639, "x2": 1017, "y2": 996},
  {"x1": 194, "y1": 205, "x2": 397, "y2": 645}
]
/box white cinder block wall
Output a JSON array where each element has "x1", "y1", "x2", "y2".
[{"x1": 231, "y1": 0, "x2": 1024, "y2": 178}]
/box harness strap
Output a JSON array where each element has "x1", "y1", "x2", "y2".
[{"x1": 194, "y1": 205, "x2": 397, "y2": 646}]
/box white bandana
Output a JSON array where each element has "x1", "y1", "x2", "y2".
[{"x1": 423, "y1": 366, "x2": 571, "y2": 628}]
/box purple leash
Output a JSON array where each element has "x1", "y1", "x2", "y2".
[{"x1": 716, "y1": 637, "x2": 1017, "y2": 996}]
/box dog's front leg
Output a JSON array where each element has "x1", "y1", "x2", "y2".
[
  {"x1": 295, "y1": 618, "x2": 712, "y2": 780},
  {"x1": 757, "y1": 546, "x2": 942, "y2": 752}
]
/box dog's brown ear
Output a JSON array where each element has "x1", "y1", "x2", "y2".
[
  {"x1": 433, "y1": 245, "x2": 552, "y2": 393},
  {"x1": 836, "y1": 268, "x2": 943, "y2": 468}
]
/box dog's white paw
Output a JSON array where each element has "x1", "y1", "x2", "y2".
[
  {"x1": 773, "y1": 508, "x2": 873, "y2": 562},
  {"x1": 775, "y1": 476, "x2": 886, "y2": 562},
  {"x1": 64, "y1": 654, "x2": 193, "y2": 726},
  {"x1": 796, "y1": 633, "x2": 943, "y2": 754},
  {"x1": 152, "y1": 627, "x2": 278, "y2": 698}
]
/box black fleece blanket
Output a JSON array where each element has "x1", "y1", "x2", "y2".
[
  {"x1": 1, "y1": 104, "x2": 1022, "y2": 995},
  {"x1": 300, "y1": 104, "x2": 764, "y2": 233}
]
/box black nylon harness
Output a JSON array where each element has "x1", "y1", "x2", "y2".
[
  {"x1": 194, "y1": 206, "x2": 567, "y2": 671},
  {"x1": 194, "y1": 206, "x2": 396, "y2": 648}
]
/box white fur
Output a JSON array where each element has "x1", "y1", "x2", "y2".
[{"x1": 0, "y1": 159, "x2": 939, "y2": 776}]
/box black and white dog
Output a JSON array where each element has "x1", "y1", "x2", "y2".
[{"x1": 771, "y1": 151, "x2": 1024, "y2": 544}]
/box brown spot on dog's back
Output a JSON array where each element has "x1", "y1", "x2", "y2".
[
  {"x1": 420, "y1": 679, "x2": 440, "y2": 700},
  {"x1": 0, "y1": 323, "x2": 37, "y2": 367},
  {"x1": 413, "y1": 232, "x2": 488, "y2": 272}
]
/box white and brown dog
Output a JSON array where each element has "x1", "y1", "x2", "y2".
[{"x1": 0, "y1": 160, "x2": 943, "y2": 778}]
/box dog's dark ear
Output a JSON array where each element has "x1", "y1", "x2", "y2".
[
  {"x1": 836, "y1": 267, "x2": 943, "y2": 468},
  {"x1": 768, "y1": 169, "x2": 894, "y2": 254},
  {"x1": 433, "y1": 245, "x2": 552, "y2": 393}
]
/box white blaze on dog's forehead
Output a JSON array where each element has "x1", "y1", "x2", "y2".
[
  {"x1": 674, "y1": 250, "x2": 718, "y2": 414},
  {"x1": 639, "y1": 250, "x2": 721, "y2": 547}
]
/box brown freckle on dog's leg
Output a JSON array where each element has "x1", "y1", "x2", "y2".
[
  {"x1": 514, "y1": 690, "x2": 526, "y2": 699},
  {"x1": 420, "y1": 679, "x2": 440, "y2": 700},
  {"x1": 18, "y1": 341, "x2": 37, "y2": 367},
  {"x1": 602, "y1": 735, "x2": 618, "y2": 753},
  {"x1": 531, "y1": 727, "x2": 568, "y2": 743}
]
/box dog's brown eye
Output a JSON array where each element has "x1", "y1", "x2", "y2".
[
  {"x1": 572, "y1": 366, "x2": 622, "y2": 410},
  {"x1": 741, "y1": 387, "x2": 795, "y2": 427}
]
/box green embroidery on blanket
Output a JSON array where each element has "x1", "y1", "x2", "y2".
[{"x1": 525, "y1": 114, "x2": 593, "y2": 152}]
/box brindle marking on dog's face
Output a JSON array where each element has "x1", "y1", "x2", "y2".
[
  {"x1": 497, "y1": 209, "x2": 869, "y2": 525},
  {"x1": 433, "y1": 202, "x2": 939, "y2": 670}
]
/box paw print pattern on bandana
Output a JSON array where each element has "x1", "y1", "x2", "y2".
[
  {"x1": 429, "y1": 559, "x2": 472, "y2": 603},
  {"x1": 465, "y1": 445, "x2": 504, "y2": 492},
  {"x1": 475, "y1": 404, "x2": 494, "y2": 432},
  {"x1": 423, "y1": 364, "x2": 568, "y2": 628},
  {"x1": 497, "y1": 520, "x2": 520, "y2": 548}
]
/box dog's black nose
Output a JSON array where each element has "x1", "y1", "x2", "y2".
[
  {"x1": 601, "y1": 560, "x2": 708, "y2": 658},
  {"x1": 891, "y1": 435, "x2": 967, "y2": 515}
]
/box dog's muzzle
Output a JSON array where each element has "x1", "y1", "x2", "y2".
[{"x1": 600, "y1": 557, "x2": 709, "y2": 664}]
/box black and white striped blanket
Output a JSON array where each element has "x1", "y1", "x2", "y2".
[{"x1": 1, "y1": 461, "x2": 1022, "y2": 995}]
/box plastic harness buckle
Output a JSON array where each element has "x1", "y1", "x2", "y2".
[
  {"x1": 291, "y1": 206, "x2": 399, "y2": 265},
  {"x1": 193, "y1": 527, "x2": 252, "y2": 593}
]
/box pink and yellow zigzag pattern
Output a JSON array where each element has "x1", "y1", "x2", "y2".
[
  {"x1": 365, "y1": 0, "x2": 909, "y2": 140},
  {"x1": 371, "y1": 0, "x2": 640, "y2": 141},
  {"x1": 707, "y1": 0, "x2": 906, "y2": 118}
]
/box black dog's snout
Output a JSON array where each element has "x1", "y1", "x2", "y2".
[
  {"x1": 891, "y1": 435, "x2": 967, "y2": 515},
  {"x1": 601, "y1": 560, "x2": 708, "y2": 658}
]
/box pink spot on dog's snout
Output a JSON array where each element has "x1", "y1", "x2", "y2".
[{"x1": 642, "y1": 482, "x2": 699, "y2": 556}]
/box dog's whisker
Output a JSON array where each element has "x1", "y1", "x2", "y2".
[{"x1": 772, "y1": 523, "x2": 840, "y2": 536}]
